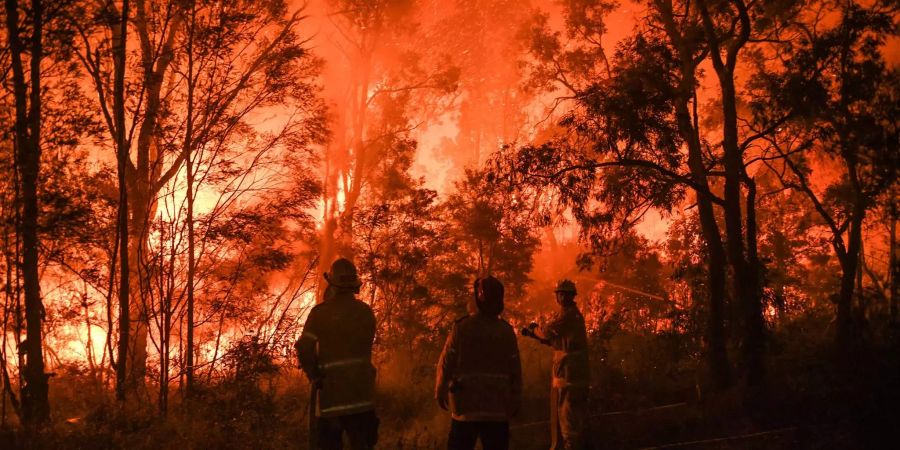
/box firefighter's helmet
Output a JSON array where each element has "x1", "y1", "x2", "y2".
[
  {"x1": 324, "y1": 258, "x2": 362, "y2": 289},
  {"x1": 555, "y1": 279, "x2": 577, "y2": 295},
  {"x1": 474, "y1": 276, "x2": 504, "y2": 316}
]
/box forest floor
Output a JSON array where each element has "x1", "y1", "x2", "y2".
[
  {"x1": 2, "y1": 329, "x2": 898, "y2": 449},
  {"x1": 1, "y1": 372, "x2": 892, "y2": 450}
]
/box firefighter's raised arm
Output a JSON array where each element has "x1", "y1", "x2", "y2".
[
  {"x1": 539, "y1": 313, "x2": 565, "y2": 343},
  {"x1": 521, "y1": 321, "x2": 552, "y2": 345}
]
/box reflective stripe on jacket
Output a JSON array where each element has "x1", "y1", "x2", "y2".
[
  {"x1": 436, "y1": 313, "x2": 522, "y2": 422},
  {"x1": 296, "y1": 291, "x2": 377, "y2": 418}
]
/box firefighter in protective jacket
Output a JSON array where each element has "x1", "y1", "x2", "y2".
[
  {"x1": 435, "y1": 276, "x2": 522, "y2": 450},
  {"x1": 530, "y1": 279, "x2": 590, "y2": 450},
  {"x1": 296, "y1": 258, "x2": 378, "y2": 450}
]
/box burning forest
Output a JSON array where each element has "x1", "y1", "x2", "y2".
[{"x1": 0, "y1": 0, "x2": 898, "y2": 448}]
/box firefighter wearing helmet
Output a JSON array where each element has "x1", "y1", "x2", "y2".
[
  {"x1": 528, "y1": 279, "x2": 590, "y2": 450},
  {"x1": 435, "y1": 276, "x2": 523, "y2": 450},
  {"x1": 295, "y1": 258, "x2": 378, "y2": 450}
]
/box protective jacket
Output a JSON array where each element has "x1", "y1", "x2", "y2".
[
  {"x1": 435, "y1": 313, "x2": 522, "y2": 422},
  {"x1": 297, "y1": 291, "x2": 377, "y2": 418},
  {"x1": 542, "y1": 303, "x2": 590, "y2": 388}
]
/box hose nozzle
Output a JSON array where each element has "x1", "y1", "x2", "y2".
[{"x1": 521, "y1": 325, "x2": 550, "y2": 345}]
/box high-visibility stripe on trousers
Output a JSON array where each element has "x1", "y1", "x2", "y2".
[
  {"x1": 322, "y1": 357, "x2": 369, "y2": 370},
  {"x1": 320, "y1": 400, "x2": 376, "y2": 416}
]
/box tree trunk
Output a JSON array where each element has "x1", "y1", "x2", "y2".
[
  {"x1": 697, "y1": 0, "x2": 765, "y2": 387},
  {"x1": 890, "y1": 211, "x2": 897, "y2": 325},
  {"x1": 184, "y1": 0, "x2": 197, "y2": 395},
  {"x1": 318, "y1": 152, "x2": 339, "y2": 302},
  {"x1": 836, "y1": 210, "x2": 863, "y2": 349},
  {"x1": 5, "y1": 0, "x2": 50, "y2": 426},
  {"x1": 125, "y1": 189, "x2": 153, "y2": 397},
  {"x1": 856, "y1": 238, "x2": 866, "y2": 324},
  {"x1": 677, "y1": 99, "x2": 731, "y2": 389},
  {"x1": 722, "y1": 76, "x2": 765, "y2": 386},
  {"x1": 319, "y1": 47, "x2": 372, "y2": 287},
  {"x1": 833, "y1": 139, "x2": 867, "y2": 349},
  {"x1": 2, "y1": 216, "x2": 24, "y2": 424},
  {"x1": 121, "y1": 1, "x2": 182, "y2": 397},
  {"x1": 690, "y1": 162, "x2": 731, "y2": 390},
  {"x1": 185, "y1": 123, "x2": 196, "y2": 397},
  {"x1": 113, "y1": 0, "x2": 131, "y2": 403},
  {"x1": 159, "y1": 282, "x2": 171, "y2": 415},
  {"x1": 657, "y1": 0, "x2": 731, "y2": 388},
  {"x1": 744, "y1": 176, "x2": 765, "y2": 376}
]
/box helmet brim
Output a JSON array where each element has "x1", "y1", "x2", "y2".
[{"x1": 324, "y1": 272, "x2": 362, "y2": 288}]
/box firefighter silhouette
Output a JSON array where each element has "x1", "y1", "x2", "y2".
[
  {"x1": 296, "y1": 258, "x2": 378, "y2": 450},
  {"x1": 528, "y1": 279, "x2": 591, "y2": 450},
  {"x1": 436, "y1": 276, "x2": 523, "y2": 450}
]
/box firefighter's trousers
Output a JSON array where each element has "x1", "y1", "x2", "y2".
[
  {"x1": 550, "y1": 385, "x2": 588, "y2": 450},
  {"x1": 318, "y1": 410, "x2": 379, "y2": 450},
  {"x1": 448, "y1": 419, "x2": 509, "y2": 450}
]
